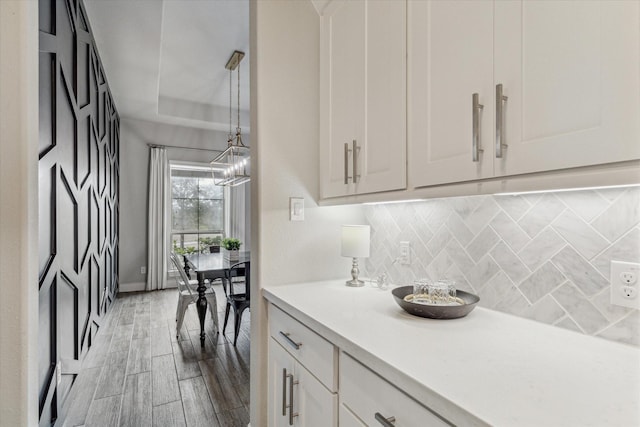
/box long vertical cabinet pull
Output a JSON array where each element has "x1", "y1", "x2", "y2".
[
  {"x1": 344, "y1": 143, "x2": 351, "y2": 184},
  {"x1": 472, "y1": 93, "x2": 484, "y2": 162},
  {"x1": 282, "y1": 369, "x2": 288, "y2": 416},
  {"x1": 288, "y1": 372, "x2": 299, "y2": 425},
  {"x1": 374, "y1": 412, "x2": 397, "y2": 426},
  {"x1": 352, "y1": 139, "x2": 360, "y2": 183},
  {"x1": 495, "y1": 84, "x2": 508, "y2": 158}
]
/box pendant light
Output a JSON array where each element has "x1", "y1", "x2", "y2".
[{"x1": 211, "y1": 50, "x2": 249, "y2": 186}]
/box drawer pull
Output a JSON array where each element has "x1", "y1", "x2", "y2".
[
  {"x1": 375, "y1": 412, "x2": 396, "y2": 426},
  {"x1": 279, "y1": 331, "x2": 302, "y2": 350}
]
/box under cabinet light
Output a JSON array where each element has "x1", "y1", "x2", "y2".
[
  {"x1": 494, "y1": 184, "x2": 640, "y2": 196},
  {"x1": 363, "y1": 199, "x2": 425, "y2": 206}
]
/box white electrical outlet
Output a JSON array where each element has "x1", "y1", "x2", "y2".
[
  {"x1": 620, "y1": 271, "x2": 637, "y2": 285},
  {"x1": 399, "y1": 241, "x2": 411, "y2": 265},
  {"x1": 141, "y1": 266, "x2": 146, "y2": 274},
  {"x1": 610, "y1": 261, "x2": 640, "y2": 309}
]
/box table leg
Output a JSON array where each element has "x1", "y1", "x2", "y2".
[
  {"x1": 182, "y1": 255, "x2": 191, "y2": 279},
  {"x1": 196, "y1": 273, "x2": 207, "y2": 347}
]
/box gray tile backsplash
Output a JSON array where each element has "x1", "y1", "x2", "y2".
[{"x1": 362, "y1": 187, "x2": 640, "y2": 347}]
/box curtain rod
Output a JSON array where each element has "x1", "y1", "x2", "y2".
[{"x1": 147, "y1": 143, "x2": 223, "y2": 153}]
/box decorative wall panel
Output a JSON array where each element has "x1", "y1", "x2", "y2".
[
  {"x1": 363, "y1": 187, "x2": 640, "y2": 347},
  {"x1": 38, "y1": 0, "x2": 119, "y2": 425}
]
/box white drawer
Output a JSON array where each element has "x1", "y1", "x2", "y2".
[
  {"x1": 339, "y1": 404, "x2": 367, "y2": 427},
  {"x1": 269, "y1": 304, "x2": 337, "y2": 392},
  {"x1": 340, "y1": 352, "x2": 451, "y2": 427}
]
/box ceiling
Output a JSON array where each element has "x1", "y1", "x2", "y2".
[{"x1": 83, "y1": 0, "x2": 250, "y2": 132}]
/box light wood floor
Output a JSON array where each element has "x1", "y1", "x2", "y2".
[{"x1": 59, "y1": 285, "x2": 250, "y2": 427}]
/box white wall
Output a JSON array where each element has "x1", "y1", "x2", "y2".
[
  {"x1": 119, "y1": 117, "x2": 251, "y2": 291},
  {"x1": 0, "y1": 1, "x2": 39, "y2": 424},
  {"x1": 250, "y1": 0, "x2": 365, "y2": 424}
]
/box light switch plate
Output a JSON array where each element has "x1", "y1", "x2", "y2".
[{"x1": 289, "y1": 197, "x2": 304, "y2": 221}]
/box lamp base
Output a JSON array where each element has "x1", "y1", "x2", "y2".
[
  {"x1": 345, "y1": 257, "x2": 365, "y2": 287},
  {"x1": 345, "y1": 279, "x2": 365, "y2": 287}
]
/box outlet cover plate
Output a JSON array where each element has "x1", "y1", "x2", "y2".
[
  {"x1": 610, "y1": 260, "x2": 640, "y2": 309},
  {"x1": 399, "y1": 241, "x2": 411, "y2": 265}
]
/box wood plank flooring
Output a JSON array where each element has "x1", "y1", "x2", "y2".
[{"x1": 58, "y1": 286, "x2": 250, "y2": 427}]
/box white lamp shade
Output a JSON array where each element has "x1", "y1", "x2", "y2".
[{"x1": 341, "y1": 225, "x2": 370, "y2": 258}]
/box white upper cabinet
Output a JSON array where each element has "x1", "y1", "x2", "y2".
[
  {"x1": 494, "y1": 0, "x2": 640, "y2": 176},
  {"x1": 320, "y1": 0, "x2": 406, "y2": 199},
  {"x1": 409, "y1": 0, "x2": 494, "y2": 186},
  {"x1": 410, "y1": 0, "x2": 640, "y2": 188}
]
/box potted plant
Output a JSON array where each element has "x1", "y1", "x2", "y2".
[
  {"x1": 222, "y1": 237, "x2": 242, "y2": 261},
  {"x1": 172, "y1": 241, "x2": 198, "y2": 269},
  {"x1": 199, "y1": 236, "x2": 222, "y2": 253},
  {"x1": 173, "y1": 241, "x2": 198, "y2": 256}
]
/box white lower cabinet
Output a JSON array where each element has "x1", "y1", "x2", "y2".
[
  {"x1": 268, "y1": 304, "x2": 338, "y2": 426},
  {"x1": 267, "y1": 303, "x2": 452, "y2": 426},
  {"x1": 340, "y1": 352, "x2": 451, "y2": 427},
  {"x1": 268, "y1": 337, "x2": 337, "y2": 426}
]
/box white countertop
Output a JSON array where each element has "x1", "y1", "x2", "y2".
[{"x1": 263, "y1": 280, "x2": 640, "y2": 427}]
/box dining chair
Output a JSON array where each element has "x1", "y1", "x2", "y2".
[
  {"x1": 170, "y1": 252, "x2": 219, "y2": 338},
  {"x1": 222, "y1": 261, "x2": 250, "y2": 346}
]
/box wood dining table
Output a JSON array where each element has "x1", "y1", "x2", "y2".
[{"x1": 184, "y1": 251, "x2": 250, "y2": 346}]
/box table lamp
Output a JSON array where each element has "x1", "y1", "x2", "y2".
[{"x1": 341, "y1": 225, "x2": 370, "y2": 287}]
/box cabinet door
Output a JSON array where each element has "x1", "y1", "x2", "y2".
[
  {"x1": 268, "y1": 338, "x2": 296, "y2": 427},
  {"x1": 355, "y1": 0, "x2": 406, "y2": 196},
  {"x1": 320, "y1": 0, "x2": 406, "y2": 198},
  {"x1": 494, "y1": 0, "x2": 640, "y2": 176},
  {"x1": 293, "y1": 362, "x2": 338, "y2": 427},
  {"x1": 268, "y1": 338, "x2": 337, "y2": 427},
  {"x1": 409, "y1": 0, "x2": 494, "y2": 187},
  {"x1": 320, "y1": 0, "x2": 365, "y2": 198}
]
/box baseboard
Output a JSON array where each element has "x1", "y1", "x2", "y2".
[
  {"x1": 119, "y1": 281, "x2": 146, "y2": 292},
  {"x1": 119, "y1": 281, "x2": 178, "y2": 293}
]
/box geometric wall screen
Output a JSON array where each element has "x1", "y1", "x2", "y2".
[{"x1": 38, "y1": 0, "x2": 119, "y2": 425}]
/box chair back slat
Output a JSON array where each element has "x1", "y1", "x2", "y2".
[
  {"x1": 224, "y1": 261, "x2": 250, "y2": 300},
  {"x1": 170, "y1": 252, "x2": 195, "y2": 298}
]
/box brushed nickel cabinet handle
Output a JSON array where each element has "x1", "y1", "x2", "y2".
[
  {"x1": 282, "y1": 368, "x2": 287, "y2": 416},
  {"x1": 375, "y1": 412, "x2": 396, "y2": 426},
  {"x1": 495, "y1": 83, "x2": 508, "y2": 158},
  {"x1": 352, "y1": 139, "x2": 360, "y2": 184},
  {"x1": 344, "y1": 142, "x2": 350, "y2": 184},
  {"x1": 279, "y1": 331, "x2": 302, "y2": 350},
  {"x1": 472, "y1": 93, "x2": 484, "y2": 162},
  {"x1": 288, "y1": 372, "x2": 299, "y2": 425}
]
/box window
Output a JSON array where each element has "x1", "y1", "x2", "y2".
[{"x1": 170, "y1": 163, "x2": 226, "y2": 255}]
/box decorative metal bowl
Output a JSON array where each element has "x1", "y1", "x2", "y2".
[{"x1": 391, "y1": 286, "x2": 480, "y2": 319}]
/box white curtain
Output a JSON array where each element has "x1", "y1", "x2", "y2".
[
  {"x1": 228, "y1": 183, "x2": 250, "y2": 248},
  {"x1": 146, "y1": 147, "x2": 170, "y2": 291}
]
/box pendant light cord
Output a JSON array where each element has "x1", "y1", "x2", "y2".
[
  {"x1": 228, "y1": 68, "x2": 233, "y2": 145},
  {"x1": 237, "y1": 61, "x2": 240, "y2": 132}
]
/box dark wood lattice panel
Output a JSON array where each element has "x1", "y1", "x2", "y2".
[{"x1": 38, "y1": 0, "x2": 120, "y2": 425}]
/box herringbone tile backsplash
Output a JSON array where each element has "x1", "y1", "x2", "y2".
[{"x1": 362, "y1": 187, "x2": 640, "y2": 346}]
